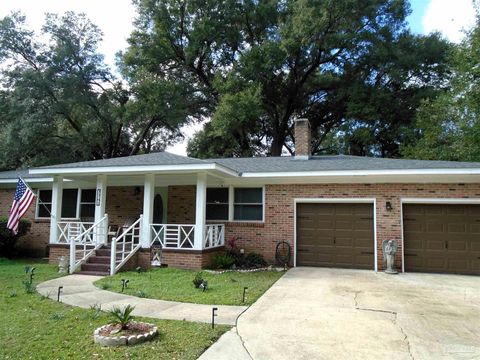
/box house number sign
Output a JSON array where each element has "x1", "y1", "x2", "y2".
[{"x1": 96, "y1": 189, "x2": 101, "y2": 206}]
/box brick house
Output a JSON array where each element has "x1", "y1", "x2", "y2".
[{"x1": 1, "y1": 119, "x2": 480, "y2": 275}]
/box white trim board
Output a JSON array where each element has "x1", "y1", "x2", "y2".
[
  {"x1": 399, "y1": 197, "x2": 480, "y2": 273},
  {"x1": 293, "y1": 198, "x2": 378, "y2": 272}
]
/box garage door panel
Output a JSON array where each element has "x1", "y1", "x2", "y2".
[
  {"x1": 403, "y1": 204, "x2": 480, "y2": 275},
  {"x1": 297, "y1": 203, "x2": 374, "y2": 269}
]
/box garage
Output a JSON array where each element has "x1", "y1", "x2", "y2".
[
  {"x1": 296, "y1": 202, "x2": 375, "y2": 269},
  {"x1": 403, "y1": 203, "x2": 480, "y2": 275}
]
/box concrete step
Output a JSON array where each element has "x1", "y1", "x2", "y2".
[
  {"x1": 87, "y1": 256, "x2": 110, "y2": 264},
  {"x1": 77, "y1": 270, "x2": 109, "y2": 276},
  {"x1": 81, "y1": 263, "x2": 110, "y2": 272}
]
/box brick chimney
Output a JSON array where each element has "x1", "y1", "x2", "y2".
[{"x1": 294, "y1": 118, "x2": 311, "y2": 160}]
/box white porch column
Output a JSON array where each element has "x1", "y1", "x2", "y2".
[
  {"x1": 193, "y1": 172, "x2": 207, "y2": 250},
  {"x1": 49, "y1": 175, "x2": 63, "y2": 244},
  {"x1": 94, "y1": 174, "x2": 108, "y2": 244},
  {"x1": 141, "y1": 173, "x2": 155, "y2": 248}
]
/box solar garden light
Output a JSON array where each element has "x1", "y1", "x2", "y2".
[
  {"x1": 212, "y1": 307, "x2": 218, "y2": 329},
  {"x1": 121, "y1": 279, "x2": 129, "y2": 292},
  {"x1": 242, "y1": 287, "x2": 248, "y2": 303},
  {"x1": 199, "y1": 280, "x2": 208, "y2": 292},
  {"x1": 57, "y1": 286, "x2": 63, "y2": 302},
  {"x1": 29, "y1": 267, "x2": 36, "y2": 284}
]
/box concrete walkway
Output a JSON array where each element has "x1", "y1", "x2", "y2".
[{"x1": 37, "y1": 274, "x2": 247, "y2": 326}]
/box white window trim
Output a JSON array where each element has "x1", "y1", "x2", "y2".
[
  {"x1": 205, "y1": 185, "x2": 265, "y2": 223},
  {"x1": 399, "y1": 197, "x2": 480, "y2": 273},
  {"x1": 232, "y1": 186, "x2": 265, "y2": 223},
  {"x1": 35, "y1": 188, "x2": 96, "y2": 220},
  {"x1": 205, "y1": 187, "x2": 229, "y2": 221},
  {"x1": 293, "y1": 198, "x2": 378, "y2": 272}
]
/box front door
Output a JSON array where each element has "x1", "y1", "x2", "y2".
[{"x1": 153, "y1": 194, "x2": 164, "y2": 224}]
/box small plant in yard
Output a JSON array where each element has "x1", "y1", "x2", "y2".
[
  {"x1": 244, "y1": 252, "x2": 267, "y2": 268},
  {"x1": 100, "y1": 282, "x2": 111, "y2": 290},
  {"x1": 89, "y1": 304, "x2": 102, "y2": 319},
  {"x1": 210, "y1": 252, "x2": 235, "y2": 269},
  {"x1": 51, "y1": 312, "x2": 64, "y2": 321},
  {"x1": 109, "y1": 305, "x2": 135, "y2": 331},
  {"x1": 22, "y1": 280, "x2": 36, "y2": 294},
  {"x1": 135, "y1": 290, "x2": 148, "y2": 298},
  {"x1": 193, "y1": 272, "x2": 204, "y2": 288},
  {"x1": 9, "y1": 290, "x2": 16, "y2": 297}
]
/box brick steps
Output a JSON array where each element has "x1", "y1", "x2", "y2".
[{"x1": 77, "y1": 245, "x2": 114, "y2": 276}]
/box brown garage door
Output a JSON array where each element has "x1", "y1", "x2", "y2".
[
  {"x1": 296, "y1": 203, "x2": 374, "y2": 269},
  {"x1": 403, "y1": 204, "x2": 480, "y2": 275}
]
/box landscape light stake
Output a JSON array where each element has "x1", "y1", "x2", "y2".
[
  {"x1": 212, "y1": 307, "x2": 218, "y2": 329},
  {"x1": 121, "y1": 279, "x2": 129, "y2": 292},
  {"x1": 57, "y1": 286, "x2": 63, "y2": 302},
  {"x1": 29, "y1": 267, "x2": 36, "y2": 284},
  {"x1": 242, "y1": 287, "x2": 248, "y2": 303}
]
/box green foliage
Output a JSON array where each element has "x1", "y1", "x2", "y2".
[
  {"x1": 402, "y1": 16, "x2": 480, "y2": 161},
  {"x1": 210, "y1": 252, "x2": 235, "y2": 270},
  {"x1": 0, "y1": 216, "x2": 31, "y2": 257},
  {"x1": 22, "y1": 280, "x2": 36, "y2": 294},
  {"x1": 193, "y1": 272, "x2": 205, "y2": 289},
  {"x1": 125, "y1": 0, "x2": 450, "y2": 158},
  {"x1": 108, "y1": 305, "x2": 135, "y2": 330},
  {"x1": 244, "y1": 252, "x2": 267, "y2": 268},
  {"x1": 135, "y1": 290, "x2": 148, "y2": 298}
]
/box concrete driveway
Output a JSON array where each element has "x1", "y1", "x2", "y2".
[{"x1": 237, "y1": 267, "x2": 480, "y2": 360}]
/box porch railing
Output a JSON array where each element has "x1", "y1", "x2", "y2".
[
  {"x1": 110, "y1": 215, "x2": 142, "y2": 275},
  {"x1": 204, "y1": 224, "x2": 225, "y2": 249},
  {"x1": 150, "y1": 224, "x2": 195, "y2": 249},
  {"x1": 69, "y1": 215, "x2": 108, "y2": 274},
  {"x1": 58, "y1": 221, "x2": 94, "y2": 244},
  {"x1": 150, "y1": 223, "x2": 225, "y2": 250}
]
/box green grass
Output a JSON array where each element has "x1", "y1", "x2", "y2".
[
  {"x1": 95, "y1": 267, "x2": 285, "y2": 306},
  {"x1": 0, "y1": 258, "x2": 229, "y2": 360}
]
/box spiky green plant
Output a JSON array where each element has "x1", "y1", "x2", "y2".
[{"x1": 108, "y1": 305, "x2": 135, "y2": 330}]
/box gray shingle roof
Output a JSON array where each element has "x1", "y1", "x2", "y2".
[
  {"x1": 0, "y1": 169, "x2": 46, "y2": 180},
  {"x1": 38, "y1": 151, "x2": 208, "y2": 169},
  {"x1": 213, "y1": 155, "x2": 480, "y2": 174}
]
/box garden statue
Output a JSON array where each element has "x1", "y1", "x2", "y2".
[
  {"x1": 151, "y1": 246, "x2": 162, "y2": 267},
  {"x1": 58, "y1": 256, "x2": 67, "y2": 273},
  {"x1": 382, "y1": 239, "x2": 398, "y2": 274}
]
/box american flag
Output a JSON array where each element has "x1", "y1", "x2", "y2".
[{"x1": 7, "y1": 178, "x2": 36, "y2": 234}]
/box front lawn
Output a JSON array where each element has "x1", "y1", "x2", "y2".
[
  {"x1": 0, "y1": 258, "x2": 229, "y2": 360},
  {"x1": 95, "y1": 267, "x2": 285, "y2": 306}
]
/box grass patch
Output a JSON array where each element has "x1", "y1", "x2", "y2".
[
  {"x1": 95, "y1": 267, "x2": 285, "y2": 305},
  {"x1": 0, "y1": 258, "x2": 229, "y2": 360}
]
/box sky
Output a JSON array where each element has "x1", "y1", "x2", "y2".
[{"x1": 0, "y1": 0, "x2": 477, "y2": 156}]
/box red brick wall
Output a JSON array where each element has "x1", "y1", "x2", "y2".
[
  {"x1": 105, "y1": 186, "x2": 143, "y2": 228},
  {"x1": 223, "y1": 183, "x2": 480, "y2": 271},
  {"x1": 0, "y1": 189, "x2": 50, "y2": 257},
  {"x1": 167, "y1": 185, "x2": 196, "y2": 223}
]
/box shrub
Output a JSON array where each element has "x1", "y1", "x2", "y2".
[
  {"x1": 244, "y1": 252, "x2": 267, "y2": 268},
  {"x1": 193, "y1": 272, "x2": 204, "y2": 288},
  {"x1": 210, "y1": 252, "x2": 235, "y2": 269},
  {"x1": 109, "y1": 305, "x2": 135, "y2": 330},
  {"x1": 0, "y1": 217, "x2": 31, "y2": 258},
  {"x1": 22, "y1": 280, "x2": 36, "y2": 294}
]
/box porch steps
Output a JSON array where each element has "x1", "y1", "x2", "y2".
[{"x1": 77, "y1": 245, "x2": 116, "y2": 276}]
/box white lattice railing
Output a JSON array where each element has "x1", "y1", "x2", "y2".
[
  {"x1": 204, "y1": 224, "x2": 225, "y2": 249},
  {"x1": 150, "y1": 224, "x2": 195, "y2": 249},
  {"x1": 69, "y1": 215, "x2": 108, "y2": 274},
  {"x1": 110, "y1": 215, "x2": 142, "y2": 275},
  {"x1": 58, "y1": 221, "x2": 94, "y2": 244},
  {"x1": 150, "y1": 223, "x2": 225, "y2": 250}
]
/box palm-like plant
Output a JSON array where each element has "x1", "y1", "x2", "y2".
[{"x1": 109, "y1": 305, "x2": 135, "y2": 330}]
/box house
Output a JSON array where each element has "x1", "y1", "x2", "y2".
[{"x1": 1, "y1": 119, "x2": 480, "y2": 275}]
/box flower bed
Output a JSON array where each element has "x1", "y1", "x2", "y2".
[{"x1": 94, "y1": 321, "x2": 157, "y2": 347}]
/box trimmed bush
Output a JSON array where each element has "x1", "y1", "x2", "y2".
[
  {"x1": 244, "y1": 252, "x2": 267, "y2": 268},
  {"x1": 210, "y1": 252, "x2": 235, "y2": 269},
  {"x1": 0, "y1": 216, "x2": 31, "y2": 258}
]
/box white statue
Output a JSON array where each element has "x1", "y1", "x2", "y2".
[
  {"x1": 58, "y1": 256, "x2": 67, "y2": 273},
  {"x1": 382, "y1": 239, "x2": 398, "y2": 274},
  {"x1": 151, "y1": 246, "x2": 162, "y2": 267}
]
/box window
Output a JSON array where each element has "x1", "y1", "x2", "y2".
[
  {"x1": 37, "y1": 190, "x2": 52, "y2": 218},
  {"x1": 234, "y1": 188, "x2": 263, "y2": 221},
  {"x1": 36, "y1": 189, "x2": 95, "y2": 219},
  {"x1": 206, "y1": 188, "x2": 229, "y2": 220},
  {"x1": 80, "y1": 189, "x2": 96, "y2": 219}
]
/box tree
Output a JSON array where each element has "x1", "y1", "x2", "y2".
[
  {"x1": 124, "y1": 0, "x2": 450, "y2": 158},
  {"x1": 402, "y1": 15, "x2": 480, "y2": 161},
  {"x1": 0, "y1": 11, "x2": 190, "y2": 170}
]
